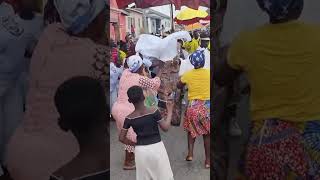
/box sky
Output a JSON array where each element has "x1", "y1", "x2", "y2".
[
  {"x1": 151, "y1": 5, "x2": 208, "y2": 17},
  {"x1": 128, "y1": 3, "x2": 208, "y2": 17}
]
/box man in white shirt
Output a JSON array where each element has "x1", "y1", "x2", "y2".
[
  {"x1": 110, "y1": 62, "x2": 123, "y2": 110},
  {"x1": 0, "y1": 1, "x2": 43, "y2": 178},
  {"x1": 0, "y1": 2, "x2": 19, "y2": 178}
]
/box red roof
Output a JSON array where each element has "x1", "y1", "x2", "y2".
[{"x1": 116, "y1": 0, "x2": 209, "y2": 10}]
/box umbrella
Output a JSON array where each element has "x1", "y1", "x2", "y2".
[
  {"x1": 184, "y1": 22, "x2": 203, "y2": 31},
  {"x1": 174, "y1": 7, "x2": 210, "y2": 25},
  {"x1": 116, "y1": 0, "x2": 209, "y2": 10}
]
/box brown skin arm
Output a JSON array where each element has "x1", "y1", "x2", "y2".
[
  {"x1": 158, "y1": 100, "x2": 174, "y2": 132},
  {"x1": 177, "y1": 80, "x2": 186, "y2": 90},
  {"x1": 119, "y1": 129, "x2": 136, "y2": 146}
]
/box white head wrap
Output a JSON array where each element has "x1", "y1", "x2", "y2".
[
  {"x1": 127, "y1": 55, "x2": 143, "y2": 73},
  {"x1": 142, "y1": 55, "x2": 152, "y2": 68},
  {"x1": 54, "y1": 0, "x2": 106, "y2": 34}
]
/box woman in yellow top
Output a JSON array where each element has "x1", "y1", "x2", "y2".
[
  {"x1": 178, "y1": 50, "x2": 210, "y2": 169},
  {"x1": 119, "y1": 49, "x2": 126, "y2": 63},
  {"x1": 214, "y1": 0, "x2": 320, "y2": 179},
  {"x1": 183, "y1": 31, "x2": 200, "y2": 54}
]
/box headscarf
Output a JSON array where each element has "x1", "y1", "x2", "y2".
[
  {"x1": 54, "y1": 0, "x2": 106, "y2": 34},
  {"x1": 256, "y1": 0, "x2": 303, "y2": 21},
  {"x1": 127, "y1": 55, "x2": 143, "y2": 73},
  {"x1": 142, "y1": 56, "x2": 152, "y2": 68},
  {"x1": 189, "y1": 50, "x2": 205, "y2": 69}
]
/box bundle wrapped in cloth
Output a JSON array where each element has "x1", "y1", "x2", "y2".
[
  {"x1": 135, "y1": 31, "x2": 191, "y2": 126},
  {"x1": 135, "y1": 31, "x2": 191, "y2": 62}
]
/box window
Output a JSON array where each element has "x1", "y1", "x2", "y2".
[
  {"x1": 138, "y1": 19, "x2": 141, "y2": 28},
  {"x1": 127, "y1": 17, "x2": 131, "y2": 29},
  {"x1": 132, "y1": 18, "x2": 135, "y2": 28}
]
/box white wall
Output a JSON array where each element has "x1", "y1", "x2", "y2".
[
  {"x1": 126, "y1": 11, "x2": 144, "y2": 36},
  {"x1": 220, "y1": 0, "x2": 320, "y2": 45},
  {"x1": 161, "y1": 19, "x2": 171, "y2": 31}
]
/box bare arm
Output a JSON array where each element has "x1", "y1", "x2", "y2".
[
  {"x1": 158, "y1": 100, "x2": 174, "y2": 132},
  {"x1": 119, "y1": 129, "x2": 136, "y2": 146},
  {"x1": 177, "y1": 80, "x2": 185, "y2": 90}
]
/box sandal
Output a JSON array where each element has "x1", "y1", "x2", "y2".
[
  {"x1": 185, "y1": 156, "x2": 193, "y2": 161},
  {"x1": 205, "y1": 161, "x2": 210, "y2": 169}
]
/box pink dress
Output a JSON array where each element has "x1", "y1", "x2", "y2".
[
  {"x1": 6, "y1": 23, "x2": 108, "y2": 180},
  {"x1": 112, "y1": 69, "x2": 160, "y2": 152}
]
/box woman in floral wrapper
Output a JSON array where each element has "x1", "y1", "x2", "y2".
[
  {"x1": 215, "y1": 0, "x2": 320, "y2": 179},
  {"x1": 178, "y1": 50, "x2": 210, "y2": 169}
]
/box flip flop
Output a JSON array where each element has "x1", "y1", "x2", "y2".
[
  {"x1": 185, "y1": 156, "x2": 193, "y2": 161},
  {"x1": 123, "y1": 165, "x2": 136, "y2": 170},
  {"x1": 205, "y1": 161, "x2": 210, "y2": 169}
]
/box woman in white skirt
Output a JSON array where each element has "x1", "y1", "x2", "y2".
[{"x1": 119, "y1": 86, "x2": 174, "y2": 180}]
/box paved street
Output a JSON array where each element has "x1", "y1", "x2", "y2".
[{"x1": 110, "y1": 121, "x2": 210, "y2": 180}]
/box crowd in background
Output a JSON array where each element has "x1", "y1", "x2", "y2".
[
  {"x1": 110, "y1": 29, "x2": 211, "y2": 179},
  {"x1": 0, "y1": 0, "x2": 109, "y2": 179}
]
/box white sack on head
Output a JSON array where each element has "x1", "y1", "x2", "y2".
[
  {"x1": 135, "y1": 34, "x2": 176, "y2": 62},
  {"x1": 135, "y1": 34, "x2": 162, "y2": 60},
  {"x1": 166, "y1": 31, "x2": 191, "y2": 42},
  {"x1": 135, "y1": 31, "x2": 192, "y2": 62}
]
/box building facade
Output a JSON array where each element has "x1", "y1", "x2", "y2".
[
  {"x1": 110, "y1": 0, "x2": 129, "y2": 41},
  {"x1": 125, "y1": 8, "x2": 144, "y2": 37},
  {"x1": 143, "y1": 8, "x2": 171, "y2": 34}
]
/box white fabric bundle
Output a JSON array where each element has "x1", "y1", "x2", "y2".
[{"x1": 135, "y1": 31, "x2": 191, "y2": 62}]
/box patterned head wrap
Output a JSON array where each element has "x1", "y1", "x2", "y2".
[
  {"x1": 127, "y1": 55, "x2": 143, "y2": 73},
  {"x1": 256, "y1": 0, "x2": 303, "y2": 21},
  {"x1": 189, "y1": 50, "x2": 205, "y2": 69}
]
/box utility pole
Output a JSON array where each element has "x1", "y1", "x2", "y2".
[{"x1": 170, "y1": 3, "x2": 174, "y2": 32}]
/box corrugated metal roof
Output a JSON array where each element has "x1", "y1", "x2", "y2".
[{"x1": 110, "y1": 7, "x2": 130, "y2": 15}]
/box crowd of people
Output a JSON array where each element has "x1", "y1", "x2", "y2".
[
  {"x1": 110, "y1": 29, "x2": 211, "y2": 179},
  {"x1": 1, "y1": 0, "x2": 109, "y2": 179}
]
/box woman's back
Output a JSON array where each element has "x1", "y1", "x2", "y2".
[
  {"x1": 228, "y1": 21, "x2": 320, "y2": 122},
  {"x1": 124, "y1": 109, "x2": 162, "y2": 146},
  {"x1": 24, "y1": 23, "x2": 108, "y2": 126},
  {"x1": 117, "y1": 69, "x2": 140, "y2": 103},
  {"x1": 181, "y1": 68, "x2": 210, "y2": 101}
]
